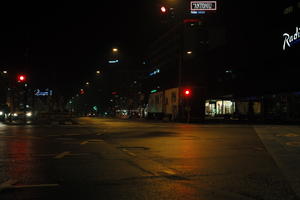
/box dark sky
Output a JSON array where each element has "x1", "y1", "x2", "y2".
[
  {"x1": 0, "y1": 1, "x2": 295, "y2": 96},
  {"x1": 0, "y1": 1, "x2": 160, "y2": 95}
]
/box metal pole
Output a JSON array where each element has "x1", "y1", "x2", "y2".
[{"x1": 178, "y1": 22, "x2": 184, "y2": 121}]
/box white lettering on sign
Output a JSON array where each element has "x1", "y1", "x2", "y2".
[
  {"x1": 283, "y1": 27, "x2": 300, "y2": 50},
  {"x1": 191, "y1": 1, "x2": 217, "y2": 11}
]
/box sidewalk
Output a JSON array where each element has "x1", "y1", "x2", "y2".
[{"x1": 254, "y1": 125, "x2": 300, "y2": 198}]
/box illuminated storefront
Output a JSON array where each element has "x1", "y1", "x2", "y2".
[{"x1": 205, "y1": 100, "x2": 235, "y2": 116}]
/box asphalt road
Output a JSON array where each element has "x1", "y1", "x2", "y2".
[{"x1": 0, "y1": 117, "x2": 299, "y2": 200}]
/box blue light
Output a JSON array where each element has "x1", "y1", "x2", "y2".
[
  {"x1": 191, "y1": 11, "x2": 206, "y2": 14},
  {"x1": 108, "y1": 60, "x2": 119, "y2": 64},
  {"x1": 149, "y1": 69, "x2": 160, "y2": 76}
]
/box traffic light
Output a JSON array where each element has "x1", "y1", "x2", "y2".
[
  {"x1": 183, "y1": 89, "x2": 191, "y2": 97},
  {"x1": 17, "y1": 75, "x2": 26, "y2": 83},
  {"x1": 160, "y1": 6, "x2": 167, "y2": 13},
  {"x1": 80, "y1": 89, "x2": 85, "y2": 95}
]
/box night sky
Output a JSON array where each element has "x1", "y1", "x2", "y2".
[
  {"x1": 0, "y1": 1, "x2": 160, "y2": 96},
  {"x1": 0, "y1": 1, "x2": 295, "y2": 97}
]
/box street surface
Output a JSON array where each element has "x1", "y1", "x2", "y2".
[{"x1": 0, "y1": 117, "x2": 299, "y2": 200}]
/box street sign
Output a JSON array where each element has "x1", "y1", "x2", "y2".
[{"x1": 190, "y1": 1, "x2": 217, "y2": 14}]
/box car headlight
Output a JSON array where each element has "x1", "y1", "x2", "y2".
[
  {"x1": 13, "y1": 113, "x2": 18, "y2": 117},
  {"x1": 0, "y1": 111, "x2": 3, "y2": 116},
  {"x1": 26, "y1": 112, "x2": 32, "y2": 117}
]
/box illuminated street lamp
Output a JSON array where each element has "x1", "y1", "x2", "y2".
[
  {"x1": 86, "y1": 82, "x2": 90, "y2": 86},
  {"x1": 3, "y1": 71, "x2": 7, "y2": 74},
  {"x1": 112, "y1": 48, "x2": 118, "y2": 53},
  {"x1": 96, "y1": 70, "x2": 101, "y2": 75},
  {"x1": 186, "y1": 51, "x2": 193, "y2": 55}
]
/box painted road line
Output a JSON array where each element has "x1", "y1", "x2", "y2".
[
  {"x1": 276, "y1": 133, "x2": 299, "y2": 137},
  {"x1": 88, "y1": 139, "x2": 104, "y2": 142},
  {"x1": 80, "y1": 141, "x2": 89, "y2": 145},
  {"x1": 0, "y1": 179, "x2": 17, "y2": 192},
  {"x1": 286, "y1": 141, "x2": 300, "y2": 147},
  {"x1": 36, "y1": 153, "x2": 57, "y2": 157},
  {"x1": 13, "y1": 184, "x2": 59, "y2": 189},
  {"x1": 54, "y1": 151, "x2": 71, "y2": 159},
  {"x1": 80, "y1": 139, "x2": 104, "y2": 145},
  {"x1": 161, "y1": 169, "x2": 177, "y2": 175},
  {"x1": 122, "y1": 149, "x2": 136, "y2": 157},
  {"x1": 56, "y1": 138, "x2": 75, "y2": 141},
  {"x1": 65, "y1": 133, "x2": 81, "y2": 136}
]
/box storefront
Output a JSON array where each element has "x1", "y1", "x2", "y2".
[{"x1": 205, "y1": 99, "x2": 235, "y2": 117}]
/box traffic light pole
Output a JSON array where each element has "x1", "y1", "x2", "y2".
[{"x1": 178, "y1": 22, "x2": 184, "y2": 122}]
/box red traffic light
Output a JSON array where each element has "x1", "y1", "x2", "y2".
[
  {"x1": 160, "y1": 6, "x2": 167, "y2": 13},
  {"x1": 184, "y1": 89, "x2": 191, "y2": 96},
  {"x1": 17, "y1": 75, "x2": 26, "y2": 82},
  {"x1": 80, "y1": 89, "x2": 85, "y2": 95}
]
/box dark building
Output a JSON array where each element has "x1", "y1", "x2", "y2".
[{"x1": 144, "y1": 0, "x2": 300, "y2": 121}]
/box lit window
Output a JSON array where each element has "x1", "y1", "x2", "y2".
[{"x1": 283, "y1": 6, "x2": 294, "y2": 14}]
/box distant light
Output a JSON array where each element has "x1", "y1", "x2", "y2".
[
  {"x1": 13, "y1": 113, "x2": 18, "y2": 117},
  {"x1": 187, "y1": 51, "x2": 193, "y2": 55},
  {"x1": 149, "y1": 69, "x2": 160, "y2": 76},
  {"x1": 86, "y1": 82, "x2": 90, "y2": 85},
  {"x1": 26, "y1": 105, "x2": 29, "y2": 108},
  {"x1": 17, "y1": 75, "x2": 26, "y2": 82},
  {"x1": 161, "y1": 6, "x2": 167, "y2": 13},
  {"x1": 96, "y1": 70, "x2": 101, "y2": 74},
  {"x1": 26, "y1": 112, "x2": 32, "y2": 117},
  {"x1": 184, "y1": 19, "x2": 200, "y2": 23},
  {"x1": 112, "y1": 48, "x2": 118, "y2": 52},
  {"x1": 93, "y1": 106, "x2": 98, "y2": 111},
  {"x1": 3, "y1": 71, "x2": 7, "y2": 74},
  {"x1": 109, "y1": 60, "x2": 119, "y2": 64},
  {"x1": 0, "y1": 111, "x2": 3, "y2": 116},
  {"x1": 184, "y1": 89, "x2": 191, "y2": 96},
  {"x1": 151, "y1": 89, "x2": 157, "y2": 93}
]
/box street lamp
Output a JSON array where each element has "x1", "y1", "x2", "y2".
[
  {"x1": 186, "y1": 51, "x2": 193, "y2": 55},
  {"x1": 112, "y1": 48, "x2": 118, "y2": 53},
  {"x1": 96, "y1": 70, "x2": 101, "y2": 75},
  {"x1": 86, "y1": 82, "x2": 90, "y2": 86}
]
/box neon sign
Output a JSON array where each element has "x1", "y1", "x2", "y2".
[{"x1": 283, "y1": 27, "x2": 300, "y2": 50}]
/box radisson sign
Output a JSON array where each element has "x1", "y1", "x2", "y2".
[{"x1": 283, "y1": 27, "x2": 300, "y2": 50}]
